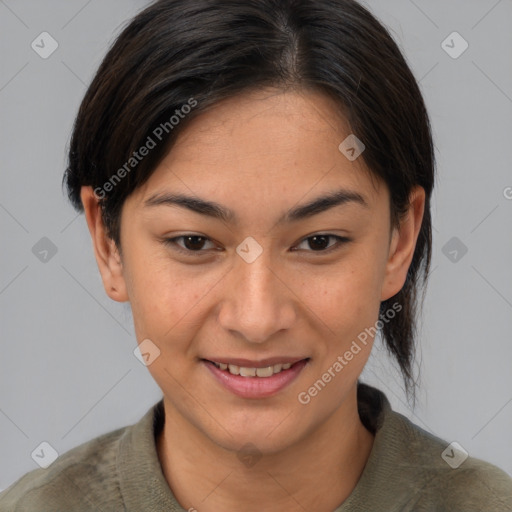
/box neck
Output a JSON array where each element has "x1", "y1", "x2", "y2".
[{"x1": 156, "y1": 385, "x2": 374, "y2": 512}]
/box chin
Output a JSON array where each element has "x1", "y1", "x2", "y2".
[{"x1": 204, "y1": 409, "x2": 309, "y2": 456}]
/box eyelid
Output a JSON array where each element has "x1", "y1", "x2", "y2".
[{"x1": 162, "y1": 233, "x2": 351, "y2": 256}]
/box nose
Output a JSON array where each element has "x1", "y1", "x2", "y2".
[{"x1": 217, "y1": 248, "x2": 296, "y2": 344}]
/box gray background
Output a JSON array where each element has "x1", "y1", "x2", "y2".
[{"x1": 1, "y1": 0, "x2": 511, "y2": 491}]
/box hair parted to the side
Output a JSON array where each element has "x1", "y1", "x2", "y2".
[{"x1": 63, "y1": 0, "x2": 435, "y2": 405}]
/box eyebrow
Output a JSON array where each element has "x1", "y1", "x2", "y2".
[{"x1": 143, "y1": 188, "x2": 369, "y2": 225}]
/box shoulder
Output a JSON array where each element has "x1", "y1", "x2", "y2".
[
  {"x1": 433, "y1": 457, "x2": 512, "y2": 511},
  {"x1": 389, "y1": 409, "x2": 512, "y2": 511},
  {"x1": 0, "y1": 425, "x2": 127, "y2": 512}
]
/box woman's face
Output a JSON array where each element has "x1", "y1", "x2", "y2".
[{"x1": 90, "y1": 88, "x2": 422, "y2": 454}]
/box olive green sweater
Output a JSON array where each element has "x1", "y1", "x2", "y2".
[{"x1": 1, "y1": 383, "x2": 511, "y2": 511}]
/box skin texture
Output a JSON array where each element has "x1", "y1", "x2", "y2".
[{"x1": 81, "y1": 88, "x2": 425, "y2": 512}]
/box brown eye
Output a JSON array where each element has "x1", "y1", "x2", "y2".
[
  {"x1": 163, "y1": 235, "x2": 216, "y2": 255},
  {"x1": 307, "y1": 235, "x2": 331, "y2": 251},
  {"x1": 182, "y1": 235, "x2": 207, "y2": 251},
  {"x1": 293, "y1": 234, "x2": 350, "y2": 253}
]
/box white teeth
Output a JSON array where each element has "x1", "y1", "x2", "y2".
[
  {"x1": 228, "y1": 364, "x2": 240, "y2": 375},
  {"x1": 256, "y1": 366, "x2": 274, "y2": 377},
  {"x1": 212, "y1": 361, "x2": 297, "y2": 377},
  {"x1": 239, "y1": 367, "x2": 256, "y2": 377}
]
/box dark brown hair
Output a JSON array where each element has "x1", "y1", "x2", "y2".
[{"x1": 63, "y1": 0, "x2": 435, "y2": 403}]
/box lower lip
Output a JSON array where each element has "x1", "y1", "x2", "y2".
[{"x1": 203, "y1": 359, "x2": 308, "y2": 399}]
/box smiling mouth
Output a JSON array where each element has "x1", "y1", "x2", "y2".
[{"x1": 204, "y1": 359, "x2": 309, "y2": 378}]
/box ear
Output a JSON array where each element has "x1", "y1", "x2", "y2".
[
  {"x1": 380, "y1": 186, "x2": 426, "y2": 301},
  {"x1": 80, "y1": 186, "x2": 129, "y2": 303}
]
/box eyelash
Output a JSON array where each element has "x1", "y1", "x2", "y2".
[{"x1": 162, "y1": 233, "x2": 351, "y2": 257}]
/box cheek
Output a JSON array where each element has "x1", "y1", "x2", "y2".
[
  {"x1": 122, "y1": 239, "x2": 210, "y2": 340},
  {"x1": 302, "y1": 253, "x2": 384, "y2": 331},
  {"x1": 293, "y1": 254, "x2": 386, "y2": 383},
  {"x1": 129, "y1": 268, "x2": 209, "y2": 339}
]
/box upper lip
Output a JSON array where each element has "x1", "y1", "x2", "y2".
[{"x1": 203, "y1": 357, "x2": 308, "y2": 368}]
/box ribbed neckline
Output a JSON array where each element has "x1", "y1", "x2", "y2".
[
  {"x1": 334, "y1": 384, "x2": 398, "y2": 511},
  {"x1": 117, "y1": 398, "x2": 182, "y2": 510},
  {"x1": 117, "y1": 382, "x2": 393, "y2": 511}
]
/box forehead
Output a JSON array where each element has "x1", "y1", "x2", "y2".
[{"x1": 130, "y1": 88, "x2": 384, "y2": 211}]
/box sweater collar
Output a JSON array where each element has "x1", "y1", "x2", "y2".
[
  {"x1": 117, "y1": 399, "x2": 181, "y2": 510},
  {"x1": 117, "y1": 382, "x2": 392, "y2": 511}
]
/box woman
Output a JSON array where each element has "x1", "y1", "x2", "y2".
[{"x1": 1, "y1": 0, "x2": 511, "y2": 510}]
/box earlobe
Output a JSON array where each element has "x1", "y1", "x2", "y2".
[
  {"x1": 80, "y1": 186, "x2": 129, "y2": 303},
  {"x1": 380, "y1": 186, "x2": 425, "y2": 301}
]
